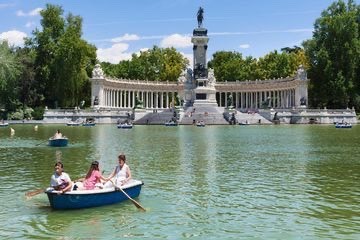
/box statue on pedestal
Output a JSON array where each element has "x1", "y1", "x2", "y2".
[
  {"x1": 227, "y1": 95, "x2": 234, "y2": 109},
  {"x1": 197, "y1": 7, "x2": 204, "y2": 28},
  {"x1": 296, "y1": 65, "x2": 307, "y2": 80},
  {"x1": 208, "y1": 68, "x2": 216, "y2": 87},
  {"x1": 93, "y1": 96, "x2": 99, "y2": 105},
  {"x1": 92, "y1": 64, "x2": 104, "y2": 78}
]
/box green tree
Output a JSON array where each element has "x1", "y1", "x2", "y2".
[
  {"x1": 15, "y1": 47, "x2": 37, "y2": 108},
  {"x1": 208, "y1": 50, "x2": 303, "y2": 81},
  {"x1": 208, "y1": 51, "x2": 245, "y2": 81},
  {"x1": 102, "y1": 46, "x2": 189, "y2": 82},
  {"x1": 303, "y1": 0, "x2": 360, "y2": 109},
  {"x1": 0, "y1": 41, "x2": 21, "y2": 116},
  {"x1": 257, "y1": 50, "x2": 297, "y2": 79},
  {"x1": 27, "y1": 4, "x2": 96, "y2": 108}
]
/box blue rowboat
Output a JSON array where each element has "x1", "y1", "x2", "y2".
[
  {"x1": 48, "y1": 137, "x2": 68, "y2": 147},
  {"x1": 82, "y1": 122, "x2": 96, "y2": 127},
  {"x1": 335, "y1": 123, "x2": 352, "y2": 128},
  {"x1": 45, "y1": 180, "x2": 144, "y2": 210},
  {"x1": 117, "y1": 123, "x2": 133, "y2": 129}
]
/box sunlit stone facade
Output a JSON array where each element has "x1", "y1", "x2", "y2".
[{"x1": 90, "y1": 65, "x2": 309, "y2": 110}]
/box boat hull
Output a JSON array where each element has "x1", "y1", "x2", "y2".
[
  {"x1": 48, "y1": 138, "x2": 68, "y2": 147},
  {"x1": 165, "y1": 122, "x2": 178, "y2": 126},
  {"x1": 82, "y1": 123, "x2": 96, "y2": 127},
  {"x1": 0, "y1": 123, "x2": 9, "y2": 127},
  {"x1": 66, "y1": 122, "x2": 81, "y2": 126},
  {"x1": 46, "y1": 180, "x2": 143, "y2": 209},
  {"x1": 335, "y1": 124, "x2": 352, "y2": 128},
  {"x1": 117, "y1": 124, "x2": 133, "y2": 129}
]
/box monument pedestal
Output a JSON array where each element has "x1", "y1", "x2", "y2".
[{"x1": 193, "y1": 86, "x2": 217, "y2": 107}]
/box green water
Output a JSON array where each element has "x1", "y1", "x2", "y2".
[{"x1": 0, "y1": 124, "x2": 359, "y2": 239}]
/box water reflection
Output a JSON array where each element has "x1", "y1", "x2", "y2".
[{"x1": 0, "y1": 125, "x2": 359, "y2": 239}]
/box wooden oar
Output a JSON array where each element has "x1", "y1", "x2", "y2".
[
  {"x1": 25, "y1": 188, "x2": 45, "y2": 198},
  {"x1": 35, "y1": 139, "x2": 49, "y2": 146},
  {"x1": 110, "y1": 180, "x2": 146, "y2": 211}
]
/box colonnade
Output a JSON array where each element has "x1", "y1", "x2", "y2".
[
  {"x1": 217, "y1": 89, "x2": 295, "y2": 109},
  {"x1": 92, "y1": 77, "x2": 307, "y2": 110},
  {"x1": 102, "y1": 88, "x2": 178, "y2": 109}
]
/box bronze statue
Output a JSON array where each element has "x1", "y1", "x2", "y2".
[{"x1": 197, "y1": 7, "x2": 204, "y2": 28}]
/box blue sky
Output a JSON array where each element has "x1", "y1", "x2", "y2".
[{"x1": 0, "y1": 0, "x2": 356, "y2": 64}]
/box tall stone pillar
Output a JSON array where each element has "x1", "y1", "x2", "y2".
[{"x1": 190, "y1": 10, "x2": 218, "y2": 107}]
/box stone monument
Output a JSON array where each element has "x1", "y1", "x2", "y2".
[
  {"x1": 190, "y1": 7, "x2": 218, "y2": 107},
  {"x1": 91, "y1": 64, "x2": 105, "y2": 109}
]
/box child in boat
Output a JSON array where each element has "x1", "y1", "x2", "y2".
[
  {"x1": 50, "y1": 162, "x2": 72, "y2": 194},
  {"x1": 75, "y1": 161, "x2": 108, "y2": 190}
]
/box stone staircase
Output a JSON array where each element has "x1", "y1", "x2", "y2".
[
  {"x1": 179, "y1": 106, "x2": 228, "y2": 125},
  {"x1": 133, "y1": 110, "x2": 179, "y2": 125},
  {"x1": 232, "y1": 111, "x2": 272, "y2": 125},
  {"x1": 133, "y1": 106, "x2": 273, "y2": 125}
]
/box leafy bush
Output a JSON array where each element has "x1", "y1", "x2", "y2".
[{"x1": 32, "y1": 107, "x2": 44, "y2": 120}]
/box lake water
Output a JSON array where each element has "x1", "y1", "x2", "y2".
[{"x1": 0, "y1": 124, "x2": 359, "y2": 239}]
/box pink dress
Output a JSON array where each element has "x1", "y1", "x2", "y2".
[{"x1": 83, "y1": 170, "x2": 101, "y2": 190}]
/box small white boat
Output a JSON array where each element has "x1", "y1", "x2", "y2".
[
  {"x1": 66, "y1": 121, "x2": 81, "y2": 126},
  {"x1": 117, "y1": 123, "x2": 133, "y2": 129},
  {"x1": 0, "y1": 122, "x2": 9, "y2": 127},
  {"x1": 196, "y1": 121, "x2": 205, "y2": 127},
  {"x1": 165, "y1": 121, "x2": 178, "y2": 126}
]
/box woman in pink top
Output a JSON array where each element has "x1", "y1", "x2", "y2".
[{"x1": 76, "y1": 161, "x2": 107, "y2": 190}]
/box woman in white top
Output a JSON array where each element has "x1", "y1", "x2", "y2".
[
  {"x1": 53, "y1": 129, "x2": 63, "y2": 139},
  {"x1": 106, "y1": 154, "x2": 132, "y2": 187}
]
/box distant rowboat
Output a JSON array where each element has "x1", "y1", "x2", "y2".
[
  {"x1": 165, "y1": 121, "x2": 178, "y2": 126},
  {"x1": 66, "y1": 121, "x2": 81, "y2": 126},
  {"x1": 0, "y1": 122, "x2": 9, "y2": 127},
  {"x1": 335, "y1": 123, "x2": 352, "y2": 128},
  {"x1": 117, "y1": 123, "x2": 133, "y2": 129},
  {"x1": 48, "y1": 137, "x2": 68, "y2": 147},
  {"x1": 196, "y1": 121, "x2": 205, "y2": 127}
]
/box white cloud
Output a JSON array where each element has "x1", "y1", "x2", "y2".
[
  {"x1": 0, "y1": 30, "x2": 27, "y2": 46},
  {"x1": 0, "y1": 3, "x2": 14, "y2": 9},
  {"x1": 96, "y1": 43, "x2": 132, "y2": 63},
  {"x1": 16, "y1": 7, "x2": 42, "y2": 17},
  {"x1": 239, "y1": 44, "x2": 250, "y2": 49},
  {"x1": 111, "y1": 33, "x2": 140, "y2": 43},
  {"x1": 180, "y1": 52, "x2": 193, "y2": 67},
  {"x1": 25, "y1": 21, "x2": 35, "y2": 28},
  {"x1": 160, "y1": 34, "x2": 192, "y2": 48},
  {"x1": 209, "y1": 29, "x2": 313, "y2": 36}
]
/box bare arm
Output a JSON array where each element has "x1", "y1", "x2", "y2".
[
  {"x1": 105, "y1": 168, "x2": 116, "y2": 181},
  {"x1": 124, "y1": 166, "x2": 132, "y2": 183},
  {"x1": 61, "y1": 181, "x2": 73, "y2": 193}
]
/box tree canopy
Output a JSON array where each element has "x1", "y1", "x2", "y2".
[
  {"x1": 304, "y1": 0, "x2": 360, "y2": 109},
  {"x1": 26, "y1": 4, "x2": 96, "y2": 108},
  {"x1": 101, "y1": 46, "x2": 189, "y2": 82},
  {"x1": 207, "y1": 49, "x2": 307, "y2": 82}
]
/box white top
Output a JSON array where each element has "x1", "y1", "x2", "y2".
[
  {"x1": 50, "y1": 172, "x2": 71, "y2": 189},
  {"x1": 114, "y1": 163, "x2": 129, "y2": 185}
]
